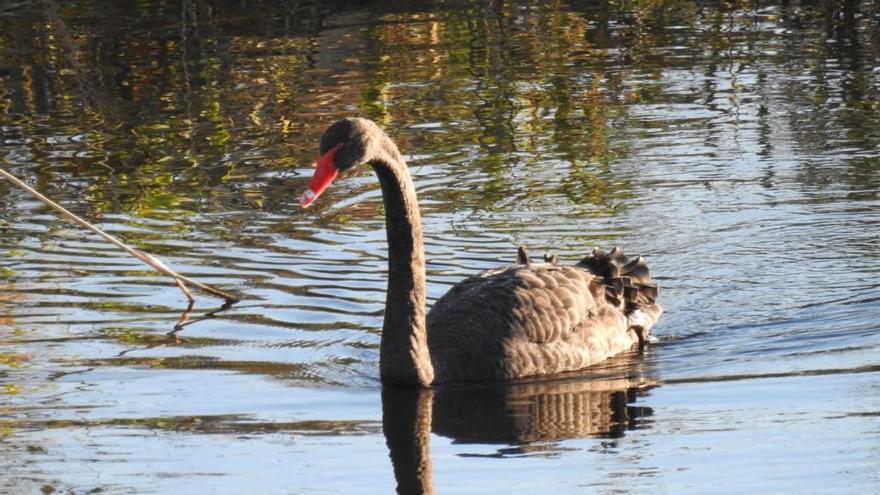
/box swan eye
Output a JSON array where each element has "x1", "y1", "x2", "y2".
[{"x1": 332, "y1": 138, "x2": 368, "y2": 172}]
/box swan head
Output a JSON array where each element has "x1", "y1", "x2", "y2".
[{"x1": 300, "y1": 118, "x2": 379, "y2": 207}]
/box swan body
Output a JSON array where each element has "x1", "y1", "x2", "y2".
[
  {"x1": 301, "y1": 118, "x2": 662, "y2": 386},
  {"x1": 427, "y1": 255, "x2": 659, "y2": 383}
]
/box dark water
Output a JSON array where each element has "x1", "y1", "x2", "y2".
[{"x1": 2, "y1": 0, "x2": 880, "y2": 493}]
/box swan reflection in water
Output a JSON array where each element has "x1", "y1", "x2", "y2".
[{"x1": 382, "y1": 351, "x2": 658, "y2": 495}]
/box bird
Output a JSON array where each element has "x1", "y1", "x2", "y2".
[{"x1": 300, "y1": 118, "x2": 662, "y2": 387}]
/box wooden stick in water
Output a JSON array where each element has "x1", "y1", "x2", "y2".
[{"x1": 0, "y1": 167, "x2": 239, "y2": 304}]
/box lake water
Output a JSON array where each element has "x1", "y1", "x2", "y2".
[{"x1": 2, "y1": 1, "x2": 879, "y2": 493}]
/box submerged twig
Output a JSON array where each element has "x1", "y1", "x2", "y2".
[{"x1": 0, "y1": 167, "x2": 239, "y2": 304}]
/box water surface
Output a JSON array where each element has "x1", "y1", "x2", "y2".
[{"x1": 2, "y1": 1, "x2": 880, "y2": 493}]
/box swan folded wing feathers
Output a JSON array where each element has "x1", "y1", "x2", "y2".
[
  {"x1": 577, "y1": 247, "x2": 659, "y2": 308},
  {"x1": 428, "y1": 265, "x2": 598, "y2": 349}
]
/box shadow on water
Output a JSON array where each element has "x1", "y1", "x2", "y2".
[{"x1": 383, "y1": 351, "x2": 657, "y2": 495}]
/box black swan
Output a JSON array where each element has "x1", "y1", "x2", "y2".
[{"x1": 300, "y1": 118, "x2": 662, "y2": 387}]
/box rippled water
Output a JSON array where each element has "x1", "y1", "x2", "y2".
[{"x1": 2, "y1": 1, "x2": 880, "y2": 493}]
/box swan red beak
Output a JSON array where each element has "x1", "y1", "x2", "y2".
[{"x1": 300, "y1": 145, "x2": 340, "y2": 208}]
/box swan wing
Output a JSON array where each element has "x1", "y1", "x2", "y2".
[{"x1": 426, "y1": 264, "x2": 631, "y2": 381}]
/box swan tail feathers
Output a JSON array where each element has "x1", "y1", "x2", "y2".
[{"x1": 577, "y1": 246, "x2": 661, "y2": 320}]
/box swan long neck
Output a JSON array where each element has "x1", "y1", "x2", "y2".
[{"x1": 371, "y1": 146, "x2": 434, "y2": 387}]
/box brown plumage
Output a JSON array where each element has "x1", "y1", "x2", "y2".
[{"x1": 300, "y1": 118, "x2": 662, "y2": 387}]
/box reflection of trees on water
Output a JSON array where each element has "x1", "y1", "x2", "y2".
[
  {"x1": 2, "y1": 0, "x2": 340, "y2": 222},
  {"x1": 773, "y1": 0, "x2": 880, "y2": 192},
  {"x1": 1, "y1": 0, "x2": 879, "y2": 222}
]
